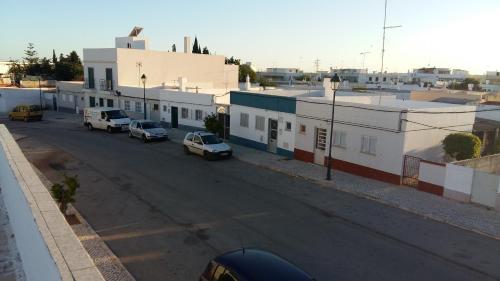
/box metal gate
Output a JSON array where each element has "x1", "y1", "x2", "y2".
[{"x1": 402, "y1": 155, "x2": 421, "y2": 187}]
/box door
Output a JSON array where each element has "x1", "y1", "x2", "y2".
[
  {"x1": 99, "y1": 98, "x2": 104, "y2": 107},
  {"x1": 97, "y1": 111, "x2": 107, "y2": 129},
  {"x1": 107, "y1": 99, "x2": 114, "y2": 108},
  {"x1": 53, "y1": 95, "x2": 57, "y2": 110},
  {"x1": 89, "y1": 96, "x2": 95, "y2": 107},
  {"x1": 171, "y1": 106, "x2": 178, "y2": 128},
  {"x1": 402, "y1": 155, "x2": 421, "y2": 187},
  {"x1": 314, "y1": 128, "x2": 327, "y2": 165},
  {"x1": 191, "y1": 135, "x2": 205, "y2": 155},
  {"x1": 88, "y1": 67, "x2": 95, "y2": 89},
  {"x1": 105, "y1": 68, "x2": 113, "y2": 90},
  {"x1": 268, "y1": 119, "x2": 278, "y2": 153}
]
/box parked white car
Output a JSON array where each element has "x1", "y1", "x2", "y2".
[
  {"x1": 83, "y1": 107, "x2": 130, "y2": 133},
  {"x1": 129, "y1": 120, "x2": 168, "y2": 142},
  {"x1": 183, "y1": 131, "x2": 232, "y2": 160}
]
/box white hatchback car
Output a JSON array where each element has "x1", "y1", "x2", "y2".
[{"x1": 183, "y1": 131, "x2": 232, "y2": 160}]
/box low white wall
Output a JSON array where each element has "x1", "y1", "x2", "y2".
[
  {"x1": 0, "y1": 125, "x2": 104, "y2": 281},
  {"x1": 443, "y1": 163, "x2": 474, "y2": 201},
  {"x1": 0, "y1": 87, "x2": 45, "y2": 113},
  {"x1": 419, "y1": 161, "x2": 446, "y2": 186}
]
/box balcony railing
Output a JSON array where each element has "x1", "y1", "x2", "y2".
[
  {"x1": 83, "y1": 79, "x2": 96, "y2": 89},
  {"x1": 99, "y1": 79, "x2": 114, "y2": 91}
]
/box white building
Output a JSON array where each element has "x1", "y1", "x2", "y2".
[
  {"x1": 58, "y1": 27, "x2": 239, "y2": 120},
  {"x1": 294, "y1": 96, "x2": 476, "y2": 184},
  {"x1": 257, "y1": 68, "x2": 304, "y2": 83}
]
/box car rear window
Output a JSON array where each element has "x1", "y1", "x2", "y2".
[{"x1": 29, "y1": 105, "x2": 41, "y2": 111}]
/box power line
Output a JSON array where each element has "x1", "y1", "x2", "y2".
[{"x1": 403, "y1": 119, "x2": 474, "y2": 133}]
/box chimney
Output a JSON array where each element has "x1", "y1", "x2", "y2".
[
  {"x1": 178, "y1": 77, "x2": 187, "y2": 92},
  {"x1": 184, "y1": 36, "x2": 191, "y2": 54}
]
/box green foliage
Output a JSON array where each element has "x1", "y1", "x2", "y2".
[
  {"x1": 192, "y1": 37, "x2": 201, "y2": 54},
  {"x1": 258, "y1": 77, "x2": 277, "y2": 89},
  {"x1": 172, "y1": 44, "x2": 176, "y2": 52},
  {"x1": 448, "y1": 78, "x2": 482, "y2": 91},
  {"x1": 202, "y1": 46, "x2": 209, "y2": 54},
  {"x1": 225, "y1": 56, "x2": 240, "y2": 65},
  {"x1": 50, "y1": 175, "x2": 80, "y2": 215},
  {"x1": 238, "y1": 64, "x2": 256, "y2": 82},
  {"x1": 204, "y1": 114, "x2": 222, "y2": 134},
  {"x1": 23, "y1": 43, "x2": 38, "y2": 64},
  {"x1": 52, "y1": 49, "x2": 58, "y2": 64},
  {"x1": 442, "y1": 133, "x2": 482, "y2": 160}
]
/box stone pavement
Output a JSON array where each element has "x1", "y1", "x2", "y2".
[
  {"x1": 167, "y1": 127, "x2": 500, "y2": 239},
  {"x1": 0, "y1": 191, "x2": 25, "y2": 281}
]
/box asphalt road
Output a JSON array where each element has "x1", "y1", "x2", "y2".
[{"x1": 3, "y1": 115, "x2": 500, "y2": 281}]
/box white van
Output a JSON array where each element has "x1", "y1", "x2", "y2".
[{"x1": 83, "y1": 107, "x2": 131, "y2": 133}]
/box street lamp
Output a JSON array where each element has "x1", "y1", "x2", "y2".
[
  {"x1": 326, "y1": 73, "x2": 341, "y2": 181},
  {"x1": 141, "y1": 74, "x2": 147, "y2": 119}
]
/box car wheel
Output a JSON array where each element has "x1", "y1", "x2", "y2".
[
  {"x1": 183, "y1": 145, "x2": 190, "y2": 155},
  {"x1": 203, "y1": 151, "x2": 212, "y2": 161},
  {"x1": 87, "y1": 123, "x2": 93, "y2": 131},
  {"x1": 142, "y1": 134, "x2": 148, "y2": 143},
  {"x1": 107, "y1": 126, "x2": 113, "y2": 133}
]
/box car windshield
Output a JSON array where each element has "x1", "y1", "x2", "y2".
[
  {"x1": 201, "y1": 134, "x2": 221, "y2": 144},
  {"x1": 106, "y1": 110, "x2": 128, "y2": 119},
  {"x1": 29, "y1": 105, "x2": 41, "y2": 111},
  {"x1": 141, "y1": 122, "x2": 161, "y2": 129}
]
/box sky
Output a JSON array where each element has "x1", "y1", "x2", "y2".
[{"x1": 1, "y1": 0, "x2": 499, "y2": 74}]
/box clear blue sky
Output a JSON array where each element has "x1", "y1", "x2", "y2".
[{"x1": 1, "y1": 0, "x2": 499, "y2": 74}]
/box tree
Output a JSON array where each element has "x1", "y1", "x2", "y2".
[
  {"x1": 239, "y1": 64, "x2": 256, "y2": 82},
  {"x1": 172, "y1": 44, "x2": 176, "y2": 52},
  {"x1": 204, "y1": 114, "x2": 223, "y2": 135},
  {"x1": 258, "y1": 77, "x2": 277, "y2": 89},
  {"x1": 202, "y1": 46, "x2": 209, "y2": 54},
  {"x1": 39, "y1": 57, "x2": 52, "y2": 76},
  {"x1": 50, "y1": 175, "x2": 80, "y2": 216},
  {"x1": 448, "y1": 78, "x2": 481, "y2": 91},
  {"x1": 192, "y1": 37, "x2": 201, "y2": 53},
  {"x1": 442, "y1": 133, "x2": 481, "y2": 161},
  {"x1": 23, "y1": 43, "x2": 38, "y2": 64},
  {"x1": 55, "y1": 51, "x2": 83, "y2": 81},
  {"x1": 52, "y1": 49, "x2": 58, "y2": 64},
  {"x1": 225, "y1": 56, "x2": 240, "y2": 65}
]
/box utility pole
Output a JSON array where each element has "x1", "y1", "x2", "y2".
[
  {"x1": 379, "y1": 0, "x2": 401, "y2": 102},
  {"x1": 136, "y1": 62, "x2": 142, "y2": 86},
  {"x1": 360, "y1": 52, "x2": 370, "y2": 70},
  {"x1": 314, "y1": 58, "x2": 320, "y2": 73}
]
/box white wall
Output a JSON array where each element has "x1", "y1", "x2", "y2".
[
  {"x1": 419, "y1": 162, "x2": 446, "y2": 186},
  {"x1": 159, "y1": 90, "x2": 216, "y2": 128},
  {"x1": 230, "y1": 104, "x2": 296, "y2": 153},
  {"x1": 0, "y1": 88, "x2": 44, "y2": 113},
  {"x1": 295, "y1": 98, "x2": 406, "y2": 175},
  {"x1": 444, "y1": 163, "x2": 474, "y2": 197}
]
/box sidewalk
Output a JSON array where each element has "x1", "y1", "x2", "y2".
[{"x1": 169, "y1": 127, "x2": 500, "y2": 239}]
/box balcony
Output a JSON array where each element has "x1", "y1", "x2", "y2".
[{"x1": 99, "y1": 79, "x2": 114, "y2": 91}]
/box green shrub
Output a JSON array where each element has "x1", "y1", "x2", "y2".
[
  {"x1": 50, "y1": 175, "x2": 79, "y2": 215},
  {"x1": 442, "y1": 133, "x2": 481, "y2": 160}
]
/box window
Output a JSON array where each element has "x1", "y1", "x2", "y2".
[
  {"x1": 89, "y1": 96, "x2": 95, "y2": 107},
  {"x1": 127, "y1": 43, "x2": 131, "y2": 48},
  {"x1": 299, "y1": 124, "x2": 306, "y2": 134},
  {"x1": 181, "y1": 108, "x2": 189, "y2": 119},
  {"x1": 255, "y1": 116, "x2": 265, "y2": 131},
  {"x1": 285, "y1": 121, "x2": 292, "y2": 131},
  {"x1": 153, "y1": 104, "x2": 159, "y2": 111},
  {"x1": 333, "y1": 131, "x2": 346, "y2": 148},
  {"x1": 135, "y1": 101, "x2": 142, "y2": 113},
  {"x1": 185, "y1": 133, "x2": 194, "y2": 141},
  {"x1": 368, "y1": 77, "x2": 372, "y2": 82},
  {"x1": 361, "y1": 135, "x2": 377, "y2": 155},
  {"x1": 240, "y1": 113, "x2": 249, "y2": 128},
  {"x1": 107, "y1": 99, "x2": 114, "y2": 107},
  {"x1": 62, "y1": 94, "x2": 66, "y2": 101},
  {"x1": 124, "y1": 100, "x2": 131, "y2": 111},
  {"x1": 163, "y1": 105, "x2": 167, "y2": 112},
  {"x1": 194, "y1": 135, "x2": 203, "y2": 144},
  {"x1": 195, "y1": 109, "x2": 203, "y2": 121},
  {"x1": 315, "y1": 128, "x2": 327, "y2": 150}
]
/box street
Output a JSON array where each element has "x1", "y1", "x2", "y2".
[{"x1": 3, "y1": 114, "x2": 500, "y2": 281}]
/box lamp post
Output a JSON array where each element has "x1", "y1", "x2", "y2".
[
  {"x1": 141, "y1": 74, "x2": 147, "y2": 119},
  {"x1": 326, "y1": 73, "x2": 341, "y2": 181},
  {"x1": 38, "y1": 76, "x2": 43, "y2": 112}
]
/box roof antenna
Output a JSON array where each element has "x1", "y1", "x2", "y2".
[{"x1": 236, "y1": 230, "x2": 245, "y2": 255}]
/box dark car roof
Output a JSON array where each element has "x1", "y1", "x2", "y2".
[{"x1": 214, "y1": 248, "x2": 314, "y2": 281}]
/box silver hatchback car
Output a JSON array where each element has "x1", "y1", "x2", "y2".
[
  {"x1": 129, "y1": 120, "x2": 168, "y2": 142},
  {"x1": 183, "y1": 131, "x2": 232, "y2": 160}
]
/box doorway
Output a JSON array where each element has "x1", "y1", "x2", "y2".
[
  {"x1": 99, "y1": 98, "x2": 104, "y2": 107},
  {"x1": 314, "y1": 128, "x2": 327, "y2": 165},
  {"x1": 107, "y1": 99, "x2": 114, "y2": 108},
  {"x1": 268, "y1": 119, "x2": 278, "y2": 153},
  {"x1": 171, "y1": 106, "x2": 178, "y2": 128}
]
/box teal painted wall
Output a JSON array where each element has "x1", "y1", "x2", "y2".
[{"x1": 230, "y1": 91, "x2": 296, "y2": 114}]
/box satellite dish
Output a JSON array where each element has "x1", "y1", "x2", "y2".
[{"x1": 128, "y1": 27, "x2": 143, "y2": 37}]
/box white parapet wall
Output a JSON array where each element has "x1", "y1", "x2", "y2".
[{"x1": 0, "y1": 125, "x2": 104, "y2": 281}]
